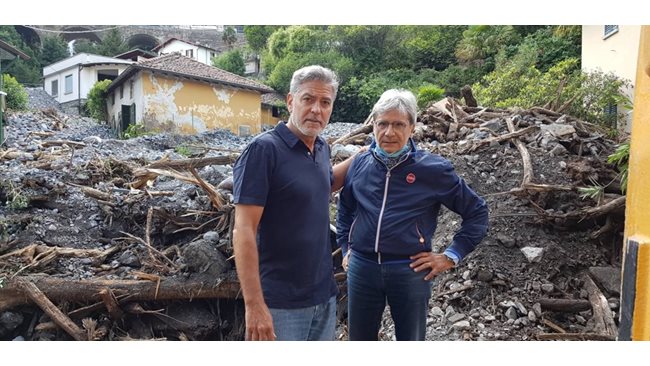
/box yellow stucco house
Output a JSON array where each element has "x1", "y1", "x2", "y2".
[{"x1": 105, "y1": 53, "x2": 278, "y2": 136}]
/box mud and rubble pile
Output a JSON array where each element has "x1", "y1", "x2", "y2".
[{"x1": 0, "y1": 94, "x2": 625, "y2": 341}]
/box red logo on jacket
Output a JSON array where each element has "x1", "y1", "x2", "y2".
[{"x1": 406, "y1": 173, "x2": 416, "y2": 184}]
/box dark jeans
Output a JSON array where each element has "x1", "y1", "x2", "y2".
[{"x1": 347, "y1": 251, "x2": 432, "y2": 341}]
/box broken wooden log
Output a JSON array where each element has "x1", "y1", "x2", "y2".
[
  {"x1": 40, "y1": 140, "x2": 86, "y2": 149},
  {"x1": 460, "y1": 85, "x2": 478, "y2": 107},
  {"x1": 539, "y1": 298, "x2": 591, "y2": 313},
  {"x1": 470, "y1": 125, "x2": 539, "y2": 152},
  {"x1": 536, "y1": 332, "x2": 615, "y2": 341},
  {"x1": 581, "y1": 273, "x2": 617, "y2": 337},
  {"x1": 99, "y1": 288, "x2": 124, "y2": 320},
  {"x1": 0, "y1": 275, "x2": 241, "y2": 312},
  {"x1": 506, "y1": 117, "x2": 534, "y2": 186},
  {"x1": 541, "y1": 318, "x2": 567, "y2": 333},
  {"x1": 331, "y1": 117, "x2": 373, "y2": 146},
  {"x1": 18, "y1": 281, "x2": 87, "y2": 341}
]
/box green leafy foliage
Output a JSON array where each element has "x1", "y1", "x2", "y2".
[
  {"x1": 578, "y1": 179, "x2": 605, "y2": 203},
  {"x1": 73, "y1": 39, "x2": 98, "y2": 54},
  {"x1": 455, "y1": 25, "x2": 521, "y2": 65},
  {"x1": 417, "y1": 84, "x2": 445, "y2": 109},
  {"x1": 244, "y1": 25, "x2": 282, "y2": 52},
  {"x1": 474, "y1": 52, "x2": 630, "y2": 128},
  {"x1": 607, "y1": 141, "x2": 630, "y2": 194},
  {"x1": 265, "y1": 50, "x2": 355, "y2": 95},
  {"x1": 86, "y1": 80, "x2": 112, "y2": 121},
  {"x1": 0, "y1": 26, "x2": 42, "y2": 84},
  {"x1": 1, "y1": 180, "x2": 29, "y2": 209},
  {"x1": 174, "y1": 145, "x2": 192, "y2": 157},
  {"x1": 121, "y1": 123, "x2": 149, "y2": 139},
  {"x1": 212, "y1": 49, "x2": 245, "y2": 76},
  {"x1": 95, "y1": 28, "x2": 128, "y2": 57},
  {"x1": 40, "y1": 35, "x2": 70, "y2": 66},
  {"x1": 2, "y1": 74, "x2": 28, "y2": 110}
]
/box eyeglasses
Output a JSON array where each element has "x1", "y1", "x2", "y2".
[{"x1": 374, "y1": 120, "x2": 410, "y2": 132}]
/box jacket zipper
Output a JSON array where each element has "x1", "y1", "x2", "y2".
[
  {"x1": 416, "y1": 222, "x2": 425, "y2": 246},
  {"x1": 374, "y1": 170, "x2": 392, "y2": 263},
  {"x1": 372, "y1": 151, "x2": 410, "y2": 264}
]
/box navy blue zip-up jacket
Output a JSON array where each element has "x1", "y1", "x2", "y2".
[{"x1": 336, "y1": 138, "x2": 489, "y2": 263}]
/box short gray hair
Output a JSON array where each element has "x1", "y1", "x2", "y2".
[
  {"x1": 289, "y1": 65, "x2": 339, "y2": 100},
  {"x1": 370, "y1": 89, "x2": 418, "y2": 125}
]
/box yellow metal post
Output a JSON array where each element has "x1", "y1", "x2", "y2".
[{"x1": 621, "y1": 25, "x2": 650, "y2": 341}]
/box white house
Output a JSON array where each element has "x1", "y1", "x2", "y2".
[
  {"x1": 152, "y1": 38, "x2": 219, "y2": 66},
  {"x1": 42, "y1": 53, "x2": 133, "y2": 114},
  {"x1": 582, "y1": 25, "x2": 642, "y2": 131}
]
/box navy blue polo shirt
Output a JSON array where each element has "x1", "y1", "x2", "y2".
[{"x1": 233, "y1": 121, "x2": 337, "y2": 309}]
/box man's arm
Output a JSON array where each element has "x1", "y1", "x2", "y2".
[
  {"x1": 331, "y1": 147, "x2": 367, "y2": 192},
  {"x1": 233, "y1": 204, "x2": 275, "y2": 341}
]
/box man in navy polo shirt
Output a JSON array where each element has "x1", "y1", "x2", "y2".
[{"x1": 233, "y1": 65, "x2": 359, "y2": 341}]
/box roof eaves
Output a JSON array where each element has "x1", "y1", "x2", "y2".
[{"x1": 139, "y1": 66, "x2": 273, "y2": 93}]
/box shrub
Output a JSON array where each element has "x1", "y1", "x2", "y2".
[
  {"x1": 2, "y1": 74, "x2": 28, "y2": 110},
  {"x1": 121, "y1": 123, "x2": 148, "y2": 139},
  {"x1": 416, "y1": 84, "x2": 445, "y2": 109},
  {"x1": 86, "y1": 80, "x2": 112, "y2": 121}
]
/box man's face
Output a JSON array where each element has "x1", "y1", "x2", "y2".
[
  {"x1": 373, "y1": 110, "x2": 414, "y2": 154},
  {"x1": 287, "y1": 80, "x2": 334, "y2": 138}
]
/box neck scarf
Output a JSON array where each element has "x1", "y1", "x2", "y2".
[{"x1": 373, "y1": 143, "x2": 410, "y2": 169}]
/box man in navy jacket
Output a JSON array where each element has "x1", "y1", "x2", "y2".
[{"x1": 336, "y1": 89, "x2": 489, "y2": 341}]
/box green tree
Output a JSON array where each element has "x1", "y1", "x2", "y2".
[
  {"x1": 398, "y1": 25, "x2": 466, "y2": 70},
  {"x1": 244, "y1": 25, "x2": 282, "y2": 52},
  {"x1": 265, "y1": 50, "x2": 354, "y2": 95},
  {"x1": 73, "y1": 39, "x2": 98, "y2": 54},
  {"x1": 96, "y1": 28, "x2": 127, "y2": 57},
  {"x1": 517, "y1": 27, "x2": 581, "y2": 72},
  {"x1": 455, "y1": 25, "x2": 521, "y2": 65},
  {"x1": 331, "y1": 25, "x2": 401, "y2": 74},
  {"x1": 85, "y1": 79, "x2": 112, "y2": 121},
  {"x1": 2, "y1": 74, "x2": 29, "y2": 110},
  {"x1": 0, "y1": 26, "x2": 41, "y2": 84},
  {"x1": 212, "y1": 49, "x2": 245, "y2": 75},
  {"x1": 222, "y1": 26, "x2": 237, "y2": 50},
  {"x1": 40, "y1": 35, "x2": 69, "y2": 67}
]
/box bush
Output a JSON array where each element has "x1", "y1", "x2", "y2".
[
  {"x1": 473, "y1": 55, "x2": 631, "y2": 127},
  {"x1": 121, "y1": 123, "x2": 149, "y2": 139},
  {"x1": 86, "y1": 80, "x2": 112, "y2": 121},
  {"x1": 2, "y1": 74, "x2": 28, "y2": 110},
  {"x1": 212, "y1": 49, "x2": 245, "y2": 76},
  {"x1": 416, "y1": 84, "x2": 445, "y2": 109}
]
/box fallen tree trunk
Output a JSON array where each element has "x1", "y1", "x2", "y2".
[
  {"x1": 0, "y1": 275, "x2": 241, "y2": 312},
  {"x1": 538, "y1": 298, "x2": 591, "y2": 313}
]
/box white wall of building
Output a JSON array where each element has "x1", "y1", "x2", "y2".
[
  {"x1": 582, "y1": 25, "x2": 642, "y2": 130},
  {"x1": 107, "y1": 71, "x2": 144, "y2": 129},
  {"x1": 157, "y1": 39, "x2": 217, "y2": 65},
  {"x1": 42, "y1": 53, "x2": 133, "y2": 104}
]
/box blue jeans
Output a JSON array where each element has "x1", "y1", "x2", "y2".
[
  {"x1": 347, "y1": 251, "x2": 432, "y2": 341},
  {"x1": 268, "y1": 295, "x2": 336, "y2": 341}
]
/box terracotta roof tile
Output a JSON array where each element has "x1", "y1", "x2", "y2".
[{"x1": 135, "y1": 53, "x2": 274, "y2": 93}]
